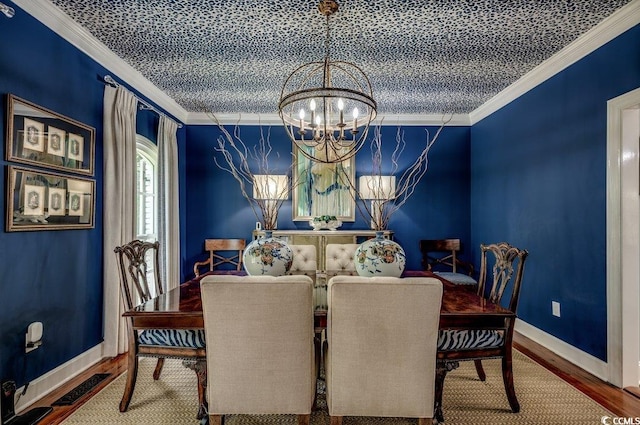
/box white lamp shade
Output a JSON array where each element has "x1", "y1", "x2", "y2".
[
  {"x1": 359, "y1": 175, "x2": 396, "y2": 200},
  {"x1": 253, "y1": 175, "x2": 289, "y2": 200}
]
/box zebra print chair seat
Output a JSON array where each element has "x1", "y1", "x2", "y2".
[
  {"x1": 115, "y1": 240, "x2": 207, "y2": 419},
  {"x1": 438, "y1": 329, "x2": 504, "y2": 351},
  {"x1": 435, "y1": 242, "x2": 528, "y2": 418},
  {"x1": 138, "y1": 329, "x2": 206, "y2": 349}
]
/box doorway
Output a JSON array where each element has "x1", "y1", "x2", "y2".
[{"x1": 607, "y1": 87, "x2": 640, "y2": 388}]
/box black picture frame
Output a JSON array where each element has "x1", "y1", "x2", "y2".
[
  {"x1": 6, "y1": 165, "x2": 95, "y2": 231},
  {"x1": 6, "y1": 94, "x2": 95, "y2": 176}
]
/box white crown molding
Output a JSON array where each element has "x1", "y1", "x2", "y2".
[
  {"x1": 373, "y1": 114, "x2": 471, "y2": 127},
  {"x1": 187, "y1": 112, "x2": 470, "y2": 126},
  {"x1": 13, "y1": 0, "x2": 639, "y2": 128},
  {"x1": 470, "y1": 0, "x2": 640, "y2": 125},
  {"x1": 12, "y1": 0, "x2": 189, "y2": 123},
  {"x1": 187, "y1": 112, "x2": 283, "y2": 126}
]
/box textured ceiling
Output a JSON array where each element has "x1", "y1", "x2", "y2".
[{"x1": 47, "y1": 0, "x2": 632, "y2": 117}]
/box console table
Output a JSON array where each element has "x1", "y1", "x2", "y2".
[{"x1": 251, "y1": 229, "x2": 393, "y2": 272}]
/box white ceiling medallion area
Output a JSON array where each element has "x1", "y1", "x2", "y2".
[{"x1": 12, "y1": 0, "x2": 640, "y2": 127}]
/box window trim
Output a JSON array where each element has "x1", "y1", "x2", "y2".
[{"x1": 136, "y1": 135, "x2": 158, "y2": 242}]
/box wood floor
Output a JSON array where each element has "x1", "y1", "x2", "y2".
[{"x1": 21, "y1": 332, "x2": 640, "y2": 424}]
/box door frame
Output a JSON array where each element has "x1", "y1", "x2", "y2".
[{"x1": 606, "y1": 86, "x2": 640, "y2": 387}]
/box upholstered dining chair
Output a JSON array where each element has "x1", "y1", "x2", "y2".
[
  {"x1": 317, "y1": 243, "x2": 359, "y2": 310},
  {"x1": 193, "y1": 238, "x2": 246, "y2": 277},
  {"x1": 419, "y1": 238, "x2": 477, "y2": 285},
  {"x1": 200, "y1": 274, "x2": 316, "y2": 425},
  {"x1": 437, "y1": 241, "x2": 528, "y2": 414},
  {"x1": 324, "y1": 243, "x2": 359, "y2": 277},
  {"x1": 114, "y1": 240, "x2": 206, "y2": 415},
  {"x1": 325, "y1": 275, "x2": 443, "y2": 425},
  {"x1": 287, "y1": 244, "x2": 320, "y2": 307}
]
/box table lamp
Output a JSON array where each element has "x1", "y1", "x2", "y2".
[
  {"x1": 253, "y1": 174, "x2": 288, "y2": 229},
  {"x1": 358, "y1": 175, "x2": 396, "y2": 229}
]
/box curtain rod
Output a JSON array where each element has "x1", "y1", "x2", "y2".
[
  {"x1": 103, "y1": 75, "x2": 183, "y2": 128},
  {"x1": 0, "y1": 2, "x2": 15, "y2": 18}
]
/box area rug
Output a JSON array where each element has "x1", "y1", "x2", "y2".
[{"x1": 61, "y1": 351, "x2": 612, "y2": 424}]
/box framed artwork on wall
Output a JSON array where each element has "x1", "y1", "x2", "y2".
[
  {"x1": 6, "y1": 165, "x2": 95, "y2": 231},
  {"x1": 5, "y1": 94, "x2": 95, "y2": 176},
  {"x1": 292, "y1": 144, "x2": 355, "y2": 222}
]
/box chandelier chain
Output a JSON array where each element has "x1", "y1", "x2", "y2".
[
  {"x1": 278, "y1": 0, "x2": 377, "y2": 164},
  {"x1": 324, "y1": 13, "x2": 331, "y2": 61}
]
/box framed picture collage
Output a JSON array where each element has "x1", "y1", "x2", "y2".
[{"x1": 4, "y1": 94, "x2": 96, "y2": 231}]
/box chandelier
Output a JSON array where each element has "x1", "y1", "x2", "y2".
[{"x1": 278, "y1": 0, "x2": 377, "y2": 164}]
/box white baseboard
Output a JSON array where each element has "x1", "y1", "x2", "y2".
[
  {"x1": 6, "y1": 322, "x2": 613, "y2": 412},
  {"x1": 515, "y1": 319, "x2": 610, "y2": 382},
  {"x1": 13, "y1": 343, "x2": 106, "y2": 413}
]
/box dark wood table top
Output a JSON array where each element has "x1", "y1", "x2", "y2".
[{"x1": 124, "y1": 270, "x2": 514, "y2": 330}]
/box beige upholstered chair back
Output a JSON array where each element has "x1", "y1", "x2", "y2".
[
  {"x1": 288, "y1": 244, "x2": 317, "y2": 276},
  {"x1": 200, "y1": 275, "x2": 316, "y2": 418},
  {"x1": 288, "y1": 244, "x2": 322, "y2": 310},
  {"x1": 326, "y1": 275, "x2": 443, "y2": 421},
  {"x1": 325, "y1": 243, "x2": 359, "y2": 274}
]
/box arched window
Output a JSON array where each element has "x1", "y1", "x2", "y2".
[{"x1": 136, "y1": 135, "x2": 158, "y2": 242}]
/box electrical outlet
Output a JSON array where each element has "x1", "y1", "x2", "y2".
[
  {"x1": 25, "y1": 322, "x2": 43, "y2": 354},
  {"x1": 552, "y1": 301, "x2": 561, "y2": 317}
]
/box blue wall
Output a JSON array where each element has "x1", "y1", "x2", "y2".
[
  {"x1": 470, "y1": 25, "x2": 640, "y2": 361},
  {"x1": 0, "y1": 5, "x2": 185, "y2": 387},
  {"x1": 0, "y1": 7, "x2": 106, "y2": 387},
  {"x1": 2, "y1": 0, "x2": 637, "y2": 396},
  {"x1": 183, "y1": 124, "x2": 471, "y2": 279}
]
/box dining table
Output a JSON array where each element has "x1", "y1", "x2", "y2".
[{"x1": 124, "y1": 270, "x2": 515, "y2": 423}]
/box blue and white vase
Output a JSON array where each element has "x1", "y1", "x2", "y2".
[
  {"x1": 354, "y1": 231, "x2": 406, "y2": 277},
  {"x1": 243, "y1": 230, "x2": 293, "y2": 276}
]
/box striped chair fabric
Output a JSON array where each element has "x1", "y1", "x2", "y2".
[{"x1": 138, "y1": 329, "x2": 206, "y2": 349}]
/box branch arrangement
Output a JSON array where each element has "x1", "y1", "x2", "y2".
[
  {"x1": 207, "y1": 112, "x2": 295, "y2": 230},
  {"x1": 347, "y1": 115, "x2": 452, "y2": 230}
]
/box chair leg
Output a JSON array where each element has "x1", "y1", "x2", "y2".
[
  {"x1": 184, "y1": 358, "x2": 208, "y2": 420},
  {"x1": 195, "y1": 359, "x2": 208, "y2": 420},
  {"x1": 329, "y1": 416, "x2": 343, "y2": 425},
  {"x1": 152, "y1": 357, "x2": 165, "y2": 380},
  {"x1": 119, "y1": 353, "x2": 139, "y2": 412},
  {"x1": 210, "y1": 414, "x2": 223, "y2": 425},
  {"x1": 474, "y1": 359, "x2": 486, "y2": 381},
  {"x1": 434, "y1": 363, "x2": 446, "y2": 424},
  {"x1": 298, "y1": 414, "x2": 311, "y2": 425},
  {"x1": 501, "y1": 355, "x2": 520, "y2": 412}
]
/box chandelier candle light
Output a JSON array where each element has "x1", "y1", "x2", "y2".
[{"x1": 278, "y1": 0, "x2": 377, "y2": 164}]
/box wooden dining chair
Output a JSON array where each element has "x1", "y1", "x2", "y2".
[
  {"x1": 114, "y1": 240, "x2": 207, "y2": 418},
  {"x1": 193, "y1": 238, "x2": 246, "y2": 277},
  {"x1": 436, "y1": 242, "x2": 528, "y2": 416},
  {"x1": 419, "y1": 238, "x2": 477, "y2": 285}
]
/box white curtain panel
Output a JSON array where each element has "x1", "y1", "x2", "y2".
[
  {"x1": 158, "y1": 115, "x2": 180, "y2": 290},
  {"x1": 102, "y1": 85, "x2": 138, "y2": 356}
]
